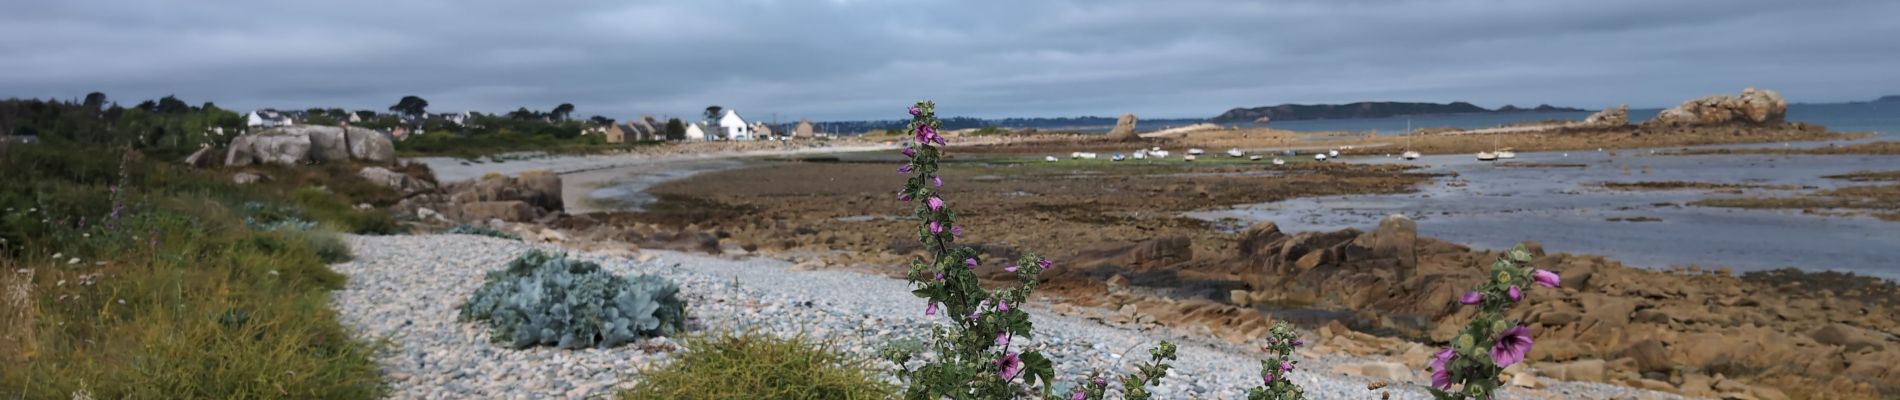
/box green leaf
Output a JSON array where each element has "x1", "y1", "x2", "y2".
[{"x1": 1021, "y1": 351, "x2": 1054, "y2": 388}]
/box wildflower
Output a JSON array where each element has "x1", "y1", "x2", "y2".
[
  {"x1": 964, "y1": 258, "x2": 977, "y2": 268},
  {"x1": 899, "y1": 164, "x2": 914, "y2": 173},
  {"x1": 1263, "y1": 371, "x2": 1275, "y2": 384},
  {"x1": 1428, "y1": 347, "x2": 1456, "y2": 390},
  {"x1": 1036, "y1": 258, "x2": 1052, "y2": 269},
  {"x1": 898, "y1": 192, "x2": 912, "y2": 202},
  {"x1": 902, "y1": 147, "x2": 916, "y2": 158},
  {"x1": 1532, "y1": 269, "x2": 1561, "y2": 288},
  {"x1": 1092, "y1": 377, "x2": 1106, "y2": 386},
  {"x1": 1507, "y1": 286, "x2": 1522, "y2": 302},
  {"x1": 951, "y1": 225, "x2": 963, "y2": 236},
  {"x1": 926, "y1": 196, "x2": 944, "y2": 211},
  {"x1": 1280, "y1": 361, "x2": 1293, "y2": 372},
  {"x1": 1005, "y1": 264, "x2": 1018, "y2": 273},
  {"x1": 915, "y1": 125, "x2": 938, "y2": 144},
  {"x1": 995, "y1": 353, "x2": 1024, "y2": 379},
  {"x1": 934, "y1": 272, "x2": 944, "y2": 281},
  {"x1": 997, "y1": 300, "x2": 1010, "y2": 313},
  {"x1": 1490, "y1": 326, "x2": 1533, "y2": 367},
  {"x1": 1293, "y1": 338, "x2": 1304, "y2": 346},
  {"x1": 1459, "y1": 291, "x2": 1482, "y2": 305},
  {"x1": 930, "y1": 221, "x2": 943, "y2": 234},
  {"x1": 909, "y1": 105, "x2": 921, "y2": 116},
  {"x1": 1071, "y1": 391, "x2": 1086, "y2": 400},
  {"x1": 996, "y1": 332, "x2": 1010, "y2": 346},
  {"x1": 926, "y1": 303, "x2": 937, "y2": 316},
  {"x1": 932, "y1": 176, "x2": 943, "y2": 187}
]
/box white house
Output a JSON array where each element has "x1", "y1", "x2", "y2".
[
  {"x1": 684, "y1": 122, "x2": 708, "y2": 141},
  {"x1": 718, "y1": 109, "x2": 752, "y2": 141},
  {"x1": 244, "y1": 110, "x2": 293, "y2": 128}
]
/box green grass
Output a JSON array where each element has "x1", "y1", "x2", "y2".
[
  {"x1": 621, "y1": 331, "x2": 895, "y2": 400},
  {"x1": 1, "y1": 144, "x2": 387, "y2": 398}
]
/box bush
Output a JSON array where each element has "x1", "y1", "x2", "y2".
[
  {"x1": 460, "y1": 251, "x2": 687, "y2": 349},
  {"x1": 621, "y1": 331, "x2": 896, "y2": 400},
  {"x1": 290, "y1": 187, "x2": 404, "y2": 235},
  {"x1": 446, "y1": 224, "x2": 521, "y2": 241},
  {"x1": 293, "y1": 229, "x2": 354, "y2": 264}
]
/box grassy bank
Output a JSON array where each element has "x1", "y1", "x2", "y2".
[{"x1": 0, "y1": 143, "x2": 394, "y2": 398}]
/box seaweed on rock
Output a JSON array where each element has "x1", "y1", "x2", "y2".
[{"x1": 459, "y1": 250, "x2": 686, "y2": 349}]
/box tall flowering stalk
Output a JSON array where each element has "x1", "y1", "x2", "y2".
[
  {"x1": 1246, "y1": 322, "x2": 1306, "y2": 400},
  {"x1": 1427, "y1": 243, "x2": 1559, "y2": 399},
  {"x1": 881, "y1": 101, "x2": 1176, "y2": 399}
]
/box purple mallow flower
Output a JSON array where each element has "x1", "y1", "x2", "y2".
[
  {"x1": 996, "y1": 332, "x2": 1010, "y2": 346},
  {"x1": 965, "y1": 258, "x2": 978, "y2": 268},
  {"x1": 934, "y1": 272, "x2": 944, "y2": 281},
  {"x1": 1508, "y1": 286, "x2": 1522, "y2": 302},
  {"x1": 932, "y1": 176, "x2": 943, "y2": 187},
  {"x1": 1491, "y1": 326, "x2": 1534, "y2": 367},
  {"x1": 1036, "y1": 258, "x2": 1052, "y2": 269},
  {"x1": 930, "y1": 221, "x2": 943, "y2": 234},
  {"x1": 1071, "y1": 391, "x2": 1086, "y2": 400},
  {"x1": 902, "y1": 147, "x2": 915, "y2": 157},
  {"x1": 898, "y1": 164, "x2": 914, "y2": 173},
  {"x1": 997, "y1": 301, "x2": 1010, "y2": 313},
  {"x1": 1293, "y1": 338, "x2": 1304, "y2": 347},
  {"x1": 1459, "y1": 291, "x2": 1482, "y2": 305},
  {"x1": 1533, "y1": 269, "x2": 1561, "y2": 288},
  {"x1": 995, "y1": 353, "x2": 1024, "y2": 379},
  {"x1": 927, "y1": 196, "x2": 944, "y2": 211},
  {"x1": 1429, "y1": 347, "x2": 1456, "y2": 390},
  {"x1": 898, "y1": 192, "x2": 911, "y2": 202},
  {"x1": 951, "y1": 225, "x2": 963, "y2": 236},
  {"x1": 1263, "y1": 372, "x2": 1275, "y2": 384},
  {"x1": 1092, "y1": 377, "x2": 1106, "y2": 386},
  {"x1": 925, "y1": 303, "x2": 937, "y2": 316},
  {"x1": 1280, "y1": 361, "x2": 1293, "y2": 372},
  {"x1": 1005, "y1": 264, "x2": 1018, "y2": 273}
]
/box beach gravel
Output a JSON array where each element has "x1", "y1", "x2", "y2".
[{"x1": 332, "y1": 234, "x2": 1683, "y2": 399}]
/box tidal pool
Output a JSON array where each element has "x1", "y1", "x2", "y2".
[{"x1": 1187, "y1": 148, "x2": 1900, "y2": 280}]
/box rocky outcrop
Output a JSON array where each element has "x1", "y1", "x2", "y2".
[
  {"x1": 1127, "y1": 236, "x2": 1191, "y2": 267},
  {"x1": 359, "y1": 166, "x2": 437, "y2": 195},
  {"x1": 1582, "y1": 105, "x2": 1629, "y2": 127},
  {"x1": 1106, "y1": 114, "x2": 1139, "y2": 141},
  {"x1": 225, "y1": 135, "x2": 256, "y2": 167},
  {"x1": 1643, "y1": 88, "x2": 1787, "y2": 127},
  {"x1": 444, "y1": 171, "x2": 564, "y2": 222},
  {"x1": 224, "y1": 125, "x2": 396, "y2": 166},
  {"x1": 250, "y1": 134, "x2": 312, "y2": 165}
]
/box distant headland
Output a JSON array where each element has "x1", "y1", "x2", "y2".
[{"x1": 1210, "y1": 101, "x2": 1585, "y2": 124}]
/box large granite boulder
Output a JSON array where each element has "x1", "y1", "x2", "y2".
[
  {"x1": 358, "y1": 166, "x2": 436, "y2": 195},
  {"x1": 461, "y1": 201, "x2": 535, "y2": 222},
  {"x1": 1582, "y1": 105, "x2": 1629, "y2": 127},
  {"x1": 516, "y1": 170, "x2": 564, "y2": 213},
  {"x1": 1643, "y1": 88, "x2": 1787, "y2": 127},
  {"x1": 297, "y1": 126, "x2": 350, "y2": 162},
  {"x1": 1106, "y1": 113, "x2": 1139, "y2": 141},
  {"x1": 184, "y1": 145, "x2": 219, "y2": 168},
  {"x1": 225, "y1": 135, "x2": 256, "y2": 167},
  {"x1": 447, "y1": 170, "x2": 564, "y2": 221},
  {"x1": 1345, "y1": 214, "x2": 1419, "y2": 275},
  {"x1": 250, "y1": 134, "x2": 311, "y2": 165},
  {"x1": 345, "y1": 127, "x2": 396, "y2": 163},
  {"x1": 1128, "y1": 236, "x2": 1192, "y2": 267}
]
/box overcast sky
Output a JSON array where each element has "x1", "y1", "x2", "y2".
[{"x1": 3, "y1": 0, "x2": 1897, "y2": 120}]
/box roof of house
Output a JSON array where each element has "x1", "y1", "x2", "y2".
[{"x1": 719, "y1": 109, "x2": 747, "y2": 127}]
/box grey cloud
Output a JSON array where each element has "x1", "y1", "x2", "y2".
[{"x1": 2, "y1": 0, "x2": 1896, "y2": 120}]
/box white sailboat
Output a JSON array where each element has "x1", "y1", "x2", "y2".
[
  {"x1": 1400, "y1": 119, "x2": 1421, "y2": 160},
  {"x1": 1272, "y1": 158, "x2": 1286, "y2": 166},
  {"x1": 1476, "y1": 132, "x2": 1500, "y2": 161},
  {"x1": 1187, "y1": 148, "x2": 1205, "y2": 156},
  {"x1": 1226, "y1": 148, "x2": 1245, "y2": 157},
  {"x1": 1497, "y1": 147, "x2": 1517, "y2": 159}
]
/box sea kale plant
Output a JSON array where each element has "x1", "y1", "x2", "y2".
[
  {"x1": 1246, "y1": 322, "x2": 1306, "y2": 400},
  {"x1": 460, "y1": 250, "x2": 686, "y2": 349},
  {"x1": 446, "y1": 224, "x2": 523, "y2": 241},
  {"x1": 1427, "y1": 243, "x2": 1560, "y2": 399},
  {"x1": 880, "y1": 101, "x2": 1179, "y2": 399}
]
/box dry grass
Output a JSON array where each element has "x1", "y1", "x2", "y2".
[{"x1": 621, "y1": 331, "x2": 895, "y2": 400}]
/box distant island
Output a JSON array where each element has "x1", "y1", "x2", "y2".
[
  {"x1": 1877, "y1": 95, "x2": 1900, "y2": 103},
  {"x1": 1210, "y1": 101, "x2": 1584, "y2": 123}
]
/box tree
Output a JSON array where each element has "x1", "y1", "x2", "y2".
[
  {"x1": 588, "y1": 115, "x2": 613, "y2": 125},
  {"x1": 83, "y1": 92, "x2": 108, "y2": 110},
  {"x1": 704, "y1": 105, "x2": 723, "y2": 122},
  {"x1": 551, "y1": 103, "x2": 575, "y2": 121},
  {"x1": 507, "y1": 107, "x2": 539, "y2": 121},
  {"x1": 389, "y1": 95, "x2": 429, "y2": 118},
  {"x1": 155, "y1": 95, "x2": 191, "y2": 114},
  {"x1": 353, "y1": 110, "x2": 378, "y2": 121},
  {"x1": 665, "y1": 118, "x2": 686, "y2": 140}
]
